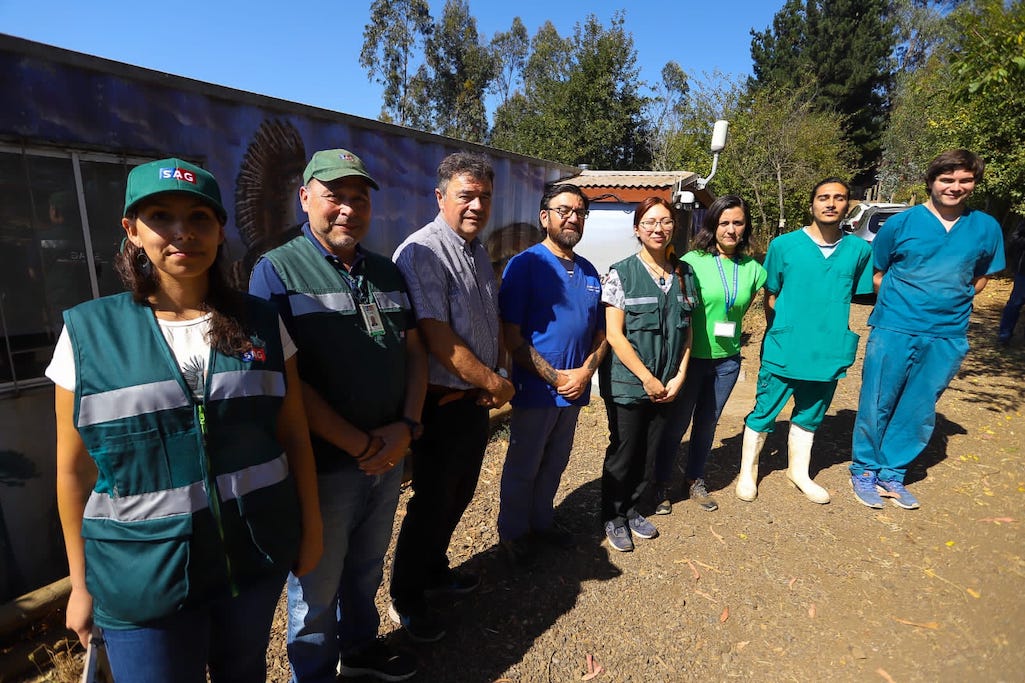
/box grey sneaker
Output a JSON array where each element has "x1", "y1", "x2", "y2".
[
  {"x1": 604, "y1": 520, "x2": 634, "y2": 552},
  {"x1": 627, "y1": 514, "x2": 659, "y2": 539},
  {"x1": 654, "y1": 484, "x2": 672, "y2": 515},
  {"x1": 876, "y1": 479, "x2": 920, "y2": 509},
  {"x1": 688, "y1": 479, "x2": 719, "y2": 512},
  {"x1": 851, "y1": 472, "x2": 885, "y2": 509}
]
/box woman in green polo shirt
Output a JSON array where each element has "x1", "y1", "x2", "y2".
[
  {"x1": 653, "y1": 196, "x2": 766, "y2": 514},
  {"x1": 49, "y1": 159, "x2": 322, "y2": 682}
]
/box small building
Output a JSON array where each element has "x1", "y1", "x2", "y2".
[{"x1": 558, "y1": 169, "x2": 714, "y2": 274}]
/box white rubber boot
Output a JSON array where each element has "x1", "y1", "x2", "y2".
[
  {"x1": 735, "y1": 426, "x2": 767, "y2": 502},
  {"x1": 786, "y1": 424, "x2": 830, "y2": 504}
]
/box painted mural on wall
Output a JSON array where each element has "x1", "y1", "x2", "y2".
[{"x1": 0, "y1": 36, "x2": 574, "y2": 602}]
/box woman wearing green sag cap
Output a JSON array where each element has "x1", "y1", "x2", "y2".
[{"x1": 47, "y1": 158, "x2": 322, "y2": 682}]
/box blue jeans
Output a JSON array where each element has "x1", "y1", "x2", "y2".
[
  {"x1": 852, "y1": 327, "x2": 967, "y2": 483},
  {"x1": 498, "y1": 404, "x2": 582, "y2": 541},
  {"x1": 999, "y1": 273, "x2": 1025, "y2": 340},
  {"x1": 287, "y1": 463, "x2": 402, "y2": 683},
  {"x1": 102, "y1": 572, "x2": 285, "y2": 683},
  {"x1": 655, "y1": 355, "x2": 741, "y2": 483}
]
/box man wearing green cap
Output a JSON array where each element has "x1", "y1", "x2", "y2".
[{"x1": 250, "y1": 149, "x2": 426, "y2": 682}]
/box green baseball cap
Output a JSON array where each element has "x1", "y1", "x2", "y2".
[
  {"x1": 303, "y1": 149, "x2": 380, "y2": 189},
  {"x1": 123, "y1": 158, "x2": 228, "y2": 223}
]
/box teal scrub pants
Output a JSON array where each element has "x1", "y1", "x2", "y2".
[
  {"x1": 851, "y1": 327, "x2": 968, "y2": 482},
  {"x1": 744, "y1": 366, "x2": 838, "y2": 434}
]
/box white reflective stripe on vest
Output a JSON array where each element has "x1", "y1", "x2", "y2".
[
  {"x1": 215, "y1": 451, "x2": 289, "y2": 502},
  {"x1": 288, "y1": 291, "x2": 356, "y2": 316},
  {"x1": 83, "y1": 453, "x2": 289, "y2": 522},
  {"x1": 78, "y1": 380, "x2": 189, "y2": 427},
  {"x1": 208, "y1": 370, "x2": 285, "y2": 401},
  {"x1": 624, "y1": 296, "x2": 659, "y2": 306},
  {"x1": 372, "y1": 289, "x2": 409, "y2": 311}
]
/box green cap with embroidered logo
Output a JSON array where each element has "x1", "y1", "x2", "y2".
[
  {"x1": 303, "y1": 149, "x2": 380, "y2": 189},
  {"x1": 123, "y1": 158, "x2": 227, "y2": 222}
]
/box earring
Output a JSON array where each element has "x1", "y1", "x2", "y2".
[{"x1": 135, "y1": 249, "x2": 152, "y2": 274}]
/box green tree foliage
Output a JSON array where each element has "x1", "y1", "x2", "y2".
[
  {"x1": 948, "y1": 0, "x2": 1025, "y2": 215},
  {"x1": 490, "y1": 13, "x2": 649, "y2": 169},
  {"x1": 723, "y1": 85, "x2": 859, "y2": 246},
  {"x1": 645, "y1": 61, "x2": 690, "y2": 171},
  {"x1": 881, "y1": 0, "x2": 1025, "y2": 218},
  {"x1": 360, "y1": 0, "x2": 433, "y2": 126},
  {"x1": 750, "y1": 0, "x2": 896, "y2": 177},
  {"x1": 418, "y1": 0, "x2": 495, "y2": 143},
  {"x1": 489, "y1": 17, "x2": 529, "y2": 106}
]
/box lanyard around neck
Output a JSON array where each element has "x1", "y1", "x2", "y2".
[{"x1": 715, "y1": 254, "x2": 739, "y2": 311}]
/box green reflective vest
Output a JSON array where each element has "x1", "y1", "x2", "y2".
[
  {"x1": 261, "y1": 237, "x2": 411, "y2": 454},
  {"x1": 65, "y1": 292, "x2": 299, "y2": 629},
  {"x1": 603, "y1": 256, "x2": 695, "y2": 404}
]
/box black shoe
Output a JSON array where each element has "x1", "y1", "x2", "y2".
[
  {"x1": 388, "y1": 602, "x2": 446, "y2": 643},
  {"x1": 533, "y1": 524, "x2": 576, "y2": 549},
  {"x1": 340, "y1": 640, "x2": 417, "y2": 681},
  {"x1": 424, "y1": 569, "x2": 480, "y2": 596},
  {"x1": 500, "y1": 536, "x2": 536, "y2": 566}
]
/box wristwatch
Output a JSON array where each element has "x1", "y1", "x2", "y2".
[{"x1": 401, "y1": 416, "x2": 424, "y2": 441}]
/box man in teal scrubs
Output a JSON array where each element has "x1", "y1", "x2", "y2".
[
  {"x1": 738, "y1": 178, "x2": 873, "y2": 505},
  {"x1": 851, "y1": 149, "x2": 1005, "y2": 510}
]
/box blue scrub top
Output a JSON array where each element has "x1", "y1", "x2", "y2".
[
  {"x1": 499, "y1": 242, "x2": 603, "y2": 408},
  {"x1": 869, "y1": 204, "x2": 1005, "y2": 338}
]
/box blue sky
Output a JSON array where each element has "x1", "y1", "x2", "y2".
[{"x1": 1, "y1": 0, "x2": 784, "y2": 121}]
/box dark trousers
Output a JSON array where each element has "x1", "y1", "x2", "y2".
[
  {"x1": 601, "y1": 398, "x2": 672, "y2": 526},
  {"x1": 390, "y1": 393, "x2": 489, "y2": 611}
]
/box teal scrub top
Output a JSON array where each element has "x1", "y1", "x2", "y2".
[{"x1": 760, "y1": 230, "x2": 874, "y2": 381}]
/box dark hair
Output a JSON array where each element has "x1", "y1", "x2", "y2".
[
  {"x1": 692, "y1": 195, "x2": 752, "y2": 255},
  {"x1": 117, "y1": 211, "x2": 253, "y2": 357},
  {"x1": 925, "y1": 149, "x2": 985, "y2": 187},
  {"x1": 809, "y1": 177, "x2": 851, "y2": 204},
  {"x1": 437, "y1": 152, "x2": 494, "y2": 194},
  {"x1": 633, "y1": 196, "x2": 676, "y2": 227},
  {"x1": 539, "y1": 183, "x2": 590, "y2": 213}
]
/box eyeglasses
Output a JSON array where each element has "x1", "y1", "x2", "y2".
[
  {"x1": 547, "y1": 206, "x2": 589, "y2": 220},
  {"x1": 638, "y1": 218, "x2": 675, "y2": 230}
]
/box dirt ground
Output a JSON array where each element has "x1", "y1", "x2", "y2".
[{"x1": 12, "y1": 279, "x2": 1024, "y2": 682}]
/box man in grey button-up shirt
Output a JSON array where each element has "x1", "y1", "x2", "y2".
[{"x1": 389, "y1": 152, "x2": 514, "y2": 643}]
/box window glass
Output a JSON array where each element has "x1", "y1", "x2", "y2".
[
  {"x1": 80, "y1": 160, "x2": 132, "y2": 297},
  {"x1": 0, "y1": 153, "x2": 78, "y2": 384}
]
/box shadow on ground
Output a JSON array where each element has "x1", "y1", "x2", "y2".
[{"x1": 377, "y1": 478, "x2": 621, "y2": 682}]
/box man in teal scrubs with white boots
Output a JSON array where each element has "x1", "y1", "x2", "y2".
[{"x1": 736, "y1": 178, "x2": 873, "y2": 505}]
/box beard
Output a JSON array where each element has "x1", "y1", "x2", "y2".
[{"x1": 550, "y1": 227, "x2": 582, "y2": 250}]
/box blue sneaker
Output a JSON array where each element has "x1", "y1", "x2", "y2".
[
  {"x1": 851, "y1": 472, "x2": 885, "y2": 509},
  {"x1": 604, "y1": 521, "x2": 634, "y2": 552},
  {"x1": 876, "y1": 479, "x2": 920, "y2": 509},
  {"x1": 627, "y1": 514, "x2": 659, "y2": 539}
]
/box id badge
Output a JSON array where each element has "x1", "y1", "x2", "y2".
[
  {"x1": 360, "y1": 302, "x2": 386, "y2": 337},
  {"x1": 713, "y1": 320, "x2": 737, "y2": 339}
]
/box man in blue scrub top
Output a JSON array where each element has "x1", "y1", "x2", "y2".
[
  {"x1": 497, "y1": 183, "x2": 607, "y2": 564},
  {"x1": 851, "y1": 149, "x2": 1005, "y2": 510}
]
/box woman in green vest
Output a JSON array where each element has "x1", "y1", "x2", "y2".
[
  {"x1": 599, "y1": 196, "x2": 696, "y2": 553},
  {"x1": 48, "y1": 158, "x2": 322, "y2": 682}
]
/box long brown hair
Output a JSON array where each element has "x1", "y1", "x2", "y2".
[{"x1": 115, "y1": 221, "x2": 253, "y2": 357}]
